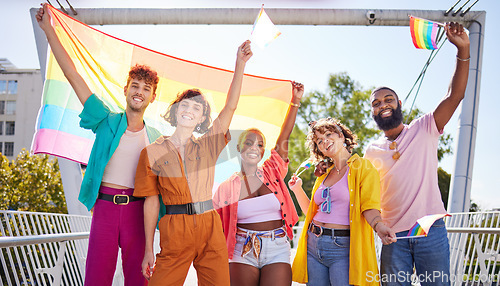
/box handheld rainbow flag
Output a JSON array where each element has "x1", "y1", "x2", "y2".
[
  {"x1": 32, "y1": 5, "x2": 293, "y2": 184},
  {"x1": 397, "y1": 213, "x2": 451, "y2": 239},
  {"x1": 249, "y1": 5, "x2": 281, "y2": 49},
  {"x1": 295, "y1": 159, "x2": 313, "y2": 177},
  {"x1": 409, "y1": 16, "x2": 444, "y2": 50}
]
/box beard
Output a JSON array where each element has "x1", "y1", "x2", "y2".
[{"x1": 373, "y1": 103, "x2": 404, "y2": 131}]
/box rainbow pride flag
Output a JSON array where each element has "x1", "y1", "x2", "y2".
[
  {"x1": 295, "y1": 159, "x2": 313, "y2": 176},
  {"x1": 32, "y1": 4, "x2": 293, "y2": 175},
  {"x1": 249, "y1": 5, "x2": 281, "y2": 49},
  {"x1": 409, "y1": 16, "x2": 443, "y2": 50},
  {"x1": 397, "y1": 213, "x2": 451, "y2": 239}
]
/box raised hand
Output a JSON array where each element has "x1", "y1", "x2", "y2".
[
  {"x1": 36, "y1": 3, "x2": 52, "y2": 32},
  {"x1": 291, "y1": 81, "x2": 304, "y2": 103},
  {"x1": 288, "y1": 174, "x2": 303, "y2": 193},
  {"x1": 445, "y1": 22, "x2": 470, "y2": 51},
  {"x1": 237, "y1": 40, "x2": 253, "y2": 64}
]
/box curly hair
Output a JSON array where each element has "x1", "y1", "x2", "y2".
[
  {"x1": 163, "y1": 89, "x2": 212, "y2": 133},
  {"x1": 306, "y1": 117, "x2": 358, "y2": 163},
  {"x1": 126, "y1": 64, "x2": 160, "y2": 94}
]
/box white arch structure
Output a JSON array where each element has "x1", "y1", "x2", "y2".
[{"x1": 30, "y1": 7, "x2": 485, "y2": 215}]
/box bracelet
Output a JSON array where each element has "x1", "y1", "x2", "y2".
[
  {"x1": 456, "y1": 55, "x2": 470, "y2": 62},
  {"x1": 372, "y1": 220, "x2": 383, "y2": 232},
  {"x1": 290, "y1": 102, "x2": 301, "y2": 107}
]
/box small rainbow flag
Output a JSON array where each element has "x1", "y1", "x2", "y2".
[
  {"x1": 249, "y1": 5, "x2": 281, "y2": 49},
  {"x1": 397, "y1": 213, "x2": 451, "y2": 239},
  {"x1": 409, "y1": 16, "x2": 444, "y2": 50},
  {"x1": 295, "y1": 159, "x2": 313, "y2": 176}
]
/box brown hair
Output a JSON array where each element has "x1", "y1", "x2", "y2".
[
  {"x1": 126, "y1": 64, "x2": 160, "y2": 94},
  {"x1": 306, "y1": 117, "x2": 357, "y2": 163},
  {"x1": 163, "y1": 89, "x2": 212, "y2": 133}
]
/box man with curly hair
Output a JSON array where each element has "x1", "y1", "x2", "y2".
[{"x1": 37, "y1": 4, "x2": 161, "y2": 285}]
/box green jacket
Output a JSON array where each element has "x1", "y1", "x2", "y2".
[{"x1": 78, "y1": 94, "x2": 162, "y2": 210}]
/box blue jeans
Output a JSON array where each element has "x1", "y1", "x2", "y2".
[
  {"x1": 306, "y1": 230, "x2": 351, "y2": 286},
  {"x1": 380, "y1": 219, "x2": 450, "y2": 286}
]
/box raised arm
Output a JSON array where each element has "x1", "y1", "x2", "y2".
[
  {"x1": 275, "y1": 82, "x2": 304, "y2": 160},
  {"x1": 36, "y1": 3, "x2": 92, "y2": 105},
  {"x1": 215, "y1": 41, "x2": 253, "y2": 133},
  {"x1": 433, "y1": 22, "x2": 470, "y2": 131}
]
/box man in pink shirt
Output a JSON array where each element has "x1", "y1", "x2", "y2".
[{"x1": 364, "y1": 22, "x2": 470, "y2": 285}]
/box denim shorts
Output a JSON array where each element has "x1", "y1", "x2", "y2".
[{"x1": 229, "y1": 227, "x2": 291, "y2": 269}]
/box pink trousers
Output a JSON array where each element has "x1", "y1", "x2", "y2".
[{"x1": 84, "y1": 186, "x2": 146, "y2": 286}]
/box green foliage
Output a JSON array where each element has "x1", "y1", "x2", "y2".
[
  {"x1": 438, "y1": 167, "x2": 451, "y2": 209},
  {"x1": 0, "y1": 149, "x2": 67, "y2": 213},
  {"x1": 297, "y1": 72, "x2": 379, "y2": 155}
]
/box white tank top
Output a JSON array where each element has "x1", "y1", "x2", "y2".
[
  {"x1": 102, "y1": 127, "x2": 149, "y2": 188},
  {"x1": 237, "y1": 193, "x2": 282, "y2": 224}
]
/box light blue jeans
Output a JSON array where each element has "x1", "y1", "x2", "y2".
[
  {"x1": 306, "y1": 230, "x2": 351, "y2": 286},
  {"x1": 380, "y1": 219, "x2": 451, "y2": 286}
]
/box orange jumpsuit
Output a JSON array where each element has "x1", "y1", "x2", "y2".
[{"x1": 134, "y1": 119, "x2": 230, "y2": 286}]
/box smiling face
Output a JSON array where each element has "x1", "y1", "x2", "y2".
[
  {"x1": 370, "y1": 88, "x2": 404, "y2": 131},
  {"x1": 314, "y1": 130, "x2": 344, "y2": 158},
  {"x1": 124, "y1": 78, "x2": 156, "y2": 113},
  {"x1": 175, "y1": 97, "x2": 206, "y2": 129},
  {"x1": 238, "y1": 131, "x2": 266, "y2": 166}
]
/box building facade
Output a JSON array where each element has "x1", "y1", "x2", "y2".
[{"x1": 0, "y1": 59, "x2": 42, "y2": 160}]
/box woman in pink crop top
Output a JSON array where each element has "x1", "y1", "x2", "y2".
[
  {"x1": 288, "y1": 118, "x2": 395, "y2": 285},
  {"x1": 213, "y1": 82, "x2": 303, "y2": 286}
]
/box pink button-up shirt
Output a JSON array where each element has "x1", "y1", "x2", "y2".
[{"x1": 213, "y1": 149, "x2": 299, "y2": 259}]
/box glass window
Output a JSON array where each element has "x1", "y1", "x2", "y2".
[
  {"x1": 6, "y1": 122, "x2": 14, "y2": 135},
  {"x1": 7, "y1": 80, "x2": 17, "y2": 94},
  {"x1": 0, "y1": 142, "x2": 2, "y2": 155},
  {"x1": 0, "y1": 81, "x2": 6, "y2": 94},
  {"x1": 0, "y1": 121, "x2": 3, "y2": 135},
  {"x1": 5, "y1": 101, "x2": 15, "y2": 115},
  {"x1": 4, "y1": 142, "x2": 13, "y2": 156},
  {"x1": 0, "y1": 101, "x2": 4, "y2": 114}
]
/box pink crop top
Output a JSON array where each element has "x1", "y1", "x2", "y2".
[
  {"x1": 313, "y1": 167, "x2": 350, "y2": 225},
  {"x1": 237, "y1": 193, "x2": 282, "y2": 224}
]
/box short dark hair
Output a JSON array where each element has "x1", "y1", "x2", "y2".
[
  {"x1": 163, "y1": 89, "x2": 212, "y2": 133},
  {"x1": 306, "y1": 117, "x2": 357, "y2": 163},
  {"x1": 126, "y1": 64, "x2": 160, "y2": 94},
  {"x1": 371, "y1": 86, "x2": 399, "y2": 100}
]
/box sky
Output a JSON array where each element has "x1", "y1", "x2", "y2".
[{"x1": 2, "y1": 0, "x2": 499, "y2": 210}]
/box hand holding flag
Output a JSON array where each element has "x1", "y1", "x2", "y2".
[{"x1": 397, "y1": 213, "x2": 451, "y2": 239}]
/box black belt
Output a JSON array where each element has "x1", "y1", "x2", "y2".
[
  {"x1": 308, "y1": 223, "x2": 350, "y2": 237},
  {"x1": 98, "y1": 192, "x2": 144, "y2": 205},
  {"x1": 165, "y1": 199, "x2": 213, "y2": 215}
]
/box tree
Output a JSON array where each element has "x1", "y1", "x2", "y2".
[{"x1": 0, "y1": 149, "x2": 67, "y2": 213}]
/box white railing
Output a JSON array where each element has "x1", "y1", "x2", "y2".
[
  {"x1": 1, "y1": 210, "x2": 499, "y2": 285},
  {"x1": 0, "y1": 211, "x2": 91, "y2": 286}
]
